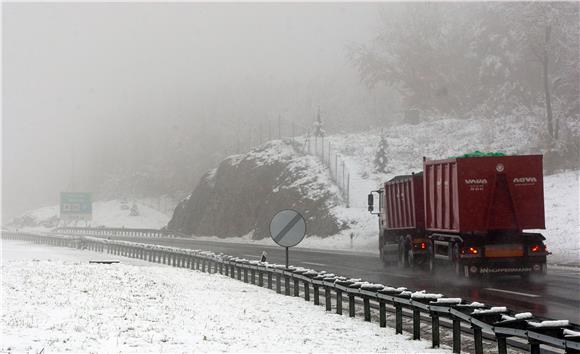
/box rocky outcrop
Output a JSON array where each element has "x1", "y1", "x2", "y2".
[{"x1": 168, "y1": 141, "x2": 343, "y2": 239}]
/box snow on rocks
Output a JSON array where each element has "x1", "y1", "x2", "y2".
[{"x1": 2, "y1": 241, "x2": 448, "y2": 353}]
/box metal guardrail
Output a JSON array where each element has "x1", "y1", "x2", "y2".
[
  {"x1": 53, "y1": 226, "x2": 187, "y2": 238},
  {"x1": 3, "y1": 230, "x2": 580, "y2": 354}
]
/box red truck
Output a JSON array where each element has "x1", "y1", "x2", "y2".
[{"x1": 368, "y1": 154, "x2": 548, "y2": 278}]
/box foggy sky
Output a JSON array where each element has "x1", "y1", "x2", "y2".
[{"x1": 2, "y1": 3, "x2": 382, "y2": 221}]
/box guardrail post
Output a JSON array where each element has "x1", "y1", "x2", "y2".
[
  {"x1": 395, "y1": 305, "x2": 403, "y2": 334},
  {"x1": 172, "y1": 254, "x2": 177, "y2": 267},
  {"x1": 348, "y1": 294, "x2": 355, "y2": 317},
  {"x1": 231, "y1": 264, "x2": 235, "y2": 278},
  {"x1": 244, "y1": 268, "x2": 249, "y2": 283},
  {"x1": 202, "y1": 260, "x2": 207, "y2": 272},
  {"x1": 304, "y1": 281, "x2": 310, "y2": 301},
  {"x1": 413, "y1": 309, "x2": 421, "y2": 340},
  {"x1": 268, "y1": 273, "x2": 273, "y2": 289},
  {"x1": 313, "y1": 284, "x2": 320, "y2": 305},
  {"x1": 284, "y1": 276, "x2": 290, "y2": 296},
  {"x1": 258, "y1": 270, "x2": 263, "y2": 286},
  {"x1": 379, "y1": 301, "x2": 386, "y2": 327},
  {"x1": 219, "y1": 262, "x2": 223, "y2": 274},
  {"x1": 336, "y1": 290, "x2": 343, "y2": 315},
  {"x1": 473, "y1": 327, "x2": 483, "y2": 354},
  {"x1": 364, "y1": 297, "x2": 371, "y2": 322},
  {"x1": 276, "y1": 274, "x2": 281, "y2": 294},
  {"x1": 293, "y1": 278, "x2": 299, "y2": 297},
  {"x1": 325, "y1": 287, "x2": 331, "y2": 311},
  {"x1": 452, "y1": 318, "x2": 461, "y2": 353},
  {"x1": 237, "y1": 265, "x2": 241, "y2": 280},
  {"x1": 529, "y1": 341, "x2": 540, "y2": 354},
  {"x1": 496, "y1": 335, "x2": 507, "y2": 354},
  {"x1": 431, "y1": 312, "x2": 440, "y2": 348}
]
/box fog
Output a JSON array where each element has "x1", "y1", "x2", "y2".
[
  {"x1": 4, "y1": 2, "x2": 578, "y2": 222},
  {"x1": 3, "y1": 3, "x2": 388, "y2": 220}
]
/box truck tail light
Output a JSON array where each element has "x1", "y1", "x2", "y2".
[
  {"x1": 467, "y1": 247, "x2": 479, "y2": 254},
  {"x1": 461, "y1": 246, "x2": 480, "y2": 256},
  {"x1": 413, "y1": 242, "x2": 427, "y2": 250},
  {"x1": 530, "y1": 244, "x2": 545, "y2": 253}
]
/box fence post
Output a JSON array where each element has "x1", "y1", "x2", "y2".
[
  {"x1": 431, "y1": 313, "x2": 440, "y2": 348},
  {"x1": 293, "y1": 278, "x2": 299, "y2": 296},
  {"x1": 276, "y1": 274, "x2": 281, "y2": 294},
  {"x1": 348, "y1": 294, "x2": 355, "y2": 317},
  {"x1": 313, "y1": 284, "x2": 320, "y2": 305},
  {"x1": 268, "y1": 273, "x2": 273, "y2": 289},
  {"x1": 395, "y1": 305, "x2": 403, "y2": 334},
  {"x1": 364, "y1": 297, "x2": 371, "y2": 322},
  {"x1": 243, "y1": 268, "x2": 248, "y2": 283},
  {"x1": 413, "y1": 309, "x2": 421, "y2": 340},
  {"x1": 379, "y1": 301, "x2": 386, "y2": 327},
  {"x1": 258, "y1": 270, "x2": 264, "y2": 287},
  {"x1": 497, "y1": 335, "x2": 507, "y2": 354},
  {"x1": 336, "y1": 290, "x2": 343, "y2": 315},
  {"x1": 284, "y1": 275, "x2": 290, "y2": 296},
  {"x1": 325, "y1": 287, "x2": 331, "y2": 311},
  {"x1": 529, "y1": 342, "x2": 541, "y2": 354},
  {"x1": 346, "y1": 173, "x2": 350, "y2": 208},
  {"x1": 304, "y1": 281, "x2": 310, "y2": 301},
  {"x1": 452, "y1": 318, "x2": 461, "y2": 353},
  {"x1": 473, "y1": 327, "x2": 483, "y2": 354}
]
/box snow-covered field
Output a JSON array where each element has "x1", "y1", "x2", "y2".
[
  {"x1": 11, "y1": 199, "x2": 170, "y2": 230},
  {"x1": 1, "y1": 241, "x2": 447, "y2": 353}
]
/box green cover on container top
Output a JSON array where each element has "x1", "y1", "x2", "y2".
[{"x1": 449, "y1": 150, "x2": 506, "y2": 158}]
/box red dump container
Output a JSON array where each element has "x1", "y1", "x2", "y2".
[
  {"x1": 423, "y1": 155, "x2": 545, "y2": 233},
  {"x1": 384, "y1": 173, "x2": 424, "y2": 230}
]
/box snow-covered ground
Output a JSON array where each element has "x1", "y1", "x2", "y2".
[
  {"x1": 10, "y1": 199, "x2": 170, "y2": 230},
  {"x1": 1, "y1": 241, "x2": 447, "y2": 353}
]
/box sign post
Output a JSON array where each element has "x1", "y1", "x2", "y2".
[{"x1": 269, "y1": 209, "x2": 306, "y2": 269}]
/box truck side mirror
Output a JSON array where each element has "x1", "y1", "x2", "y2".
[{"x1": 368, "y1": 193, "x2": 374, "y2": 212}]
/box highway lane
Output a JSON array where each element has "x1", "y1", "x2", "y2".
[{"x1": 96, "y1": 236, "x2": 580, "y2": 323}]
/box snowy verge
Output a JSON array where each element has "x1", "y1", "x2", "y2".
[{"x1": 1, "y1": 241, "x2": 447, "y2": 353}]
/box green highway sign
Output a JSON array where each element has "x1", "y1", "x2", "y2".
[{"x1": 60, "y1": 192, "x2": 92, "y2": 221}]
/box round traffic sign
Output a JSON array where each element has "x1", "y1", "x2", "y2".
[{"x1": 269, "y1": 209, "x2": 306, "y2": 247}]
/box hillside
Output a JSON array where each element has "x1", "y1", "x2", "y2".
[{"x1": 168, "y1": 141, "x2": 343, "y2": 238}]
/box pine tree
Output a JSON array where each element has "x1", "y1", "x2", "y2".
[
  {"x1": 374, "y1": 134, "x2": 389, "y2": 173},
  {"x1": 312, "y1": 107, "x2": 325, "y2": 137}
]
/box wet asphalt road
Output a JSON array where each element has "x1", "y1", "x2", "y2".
[{"x1": 99, "y1": 236, "x2": 580, "y2": 324}]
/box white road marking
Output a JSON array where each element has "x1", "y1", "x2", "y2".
[
  {"x1": 484, "y1": 288, "x2": 541, "y2": 298},
  {"x1": 301, "y1": 261, "x2": 326, "y2": 267}
]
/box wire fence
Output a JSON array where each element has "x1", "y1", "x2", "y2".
[
  {"x1": 296, "y1": 134, "x2": 350, "y2": 207},
  {"x1": 222, "y1": 117, "x2": 351, "y2": 207}
]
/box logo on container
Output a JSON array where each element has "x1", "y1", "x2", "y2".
[
  {"x1": 513, "y1": 177, "x2": 537, "y2": 186},
  {"x1": 464, "y1": 179, "x2": 487, "y2": 185},
  {"x1": 465, "y1": 178, "x2": 487, "y2": 191}
]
